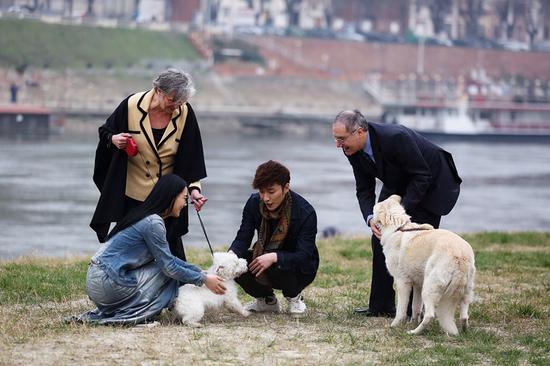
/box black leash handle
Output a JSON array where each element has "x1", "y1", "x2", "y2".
[{"x1": 194, "y1": 205, "x2": 214, "y2": 256}]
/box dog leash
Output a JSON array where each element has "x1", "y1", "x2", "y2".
[{"x1": 193, "y1": 200, "x2": 214, "y2": 256}]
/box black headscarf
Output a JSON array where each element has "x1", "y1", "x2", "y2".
[{"x1": 106, "y1": 174, "x2": 187, "y2": 240}]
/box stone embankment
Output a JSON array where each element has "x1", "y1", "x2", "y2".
[
  {"x1": 241, "y1": 35, "x2": 550, "y2": 81},
  {"x1": 0, "y1": 66, "x2": 380, "y2": 128}
]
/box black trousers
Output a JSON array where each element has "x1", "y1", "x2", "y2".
[
  {"x1": 235, "y1": 251, "x2": 316, "y2": 299},
  {"x1": 124, "y1": 196, "x2": 186, "y2": 261},
  {"x1": 368, "y1": 205, "x2": 441, "y2": 314}
]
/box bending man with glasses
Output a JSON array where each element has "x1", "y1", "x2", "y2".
[
  {"x1": 332, "y1": 110, "x2": 462, "y2": 317},
  {"x1": 91, "y1": 68, "x2": 208, "y2": 261}
]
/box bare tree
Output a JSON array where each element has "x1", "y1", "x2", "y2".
[
  {"x1": 428, "y1": 0, "x2": 451, "y2": 36},
  {"x1": 63, "y1": 0, "x2": 73, "y2": 17},
  {"x1": 505, "y1": 0, "x2": 516, "y2": 39},
  {"x1": 207, "y1": 0, "x2": 221, "y2": 24},
  {"x1": 324, "y1": 0, "x2": 333, "y2": 29},
  {"x1": 256, "y1": 0, "x2": 268, "y2": 26},
  {"x1": 526, "y1": 0, "x2": 542, "y2": 45},
  {"x1": 497, "y1": 0, "x2": 524, "y2": 40},
  {"x1": 362, "y1": 0, "x2": 408, "y2": 34},
  {"x1": 21, "y1": 0, "x2": 38, "y2": 12},
  {"x1": 285, "y1": 0, "x2": 301, "y2": 28},
  {"x1": 133, "y1": 0, "x2": 140, "y2": 20},
  {"x1": 461, "y1": 0, "x2": 483, "y2": 39},
  {"x1": 85, "y1": 0, "x2": 95, "y2": 17}
]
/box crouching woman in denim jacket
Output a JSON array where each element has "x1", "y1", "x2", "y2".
[{"x1": 73, "y1": 174, "x2": 226, "y2": 325}]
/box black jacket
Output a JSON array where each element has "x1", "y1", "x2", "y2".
[
  {"x1": 348, "y1": 122, "x2": 462, "y2": 223},
  {"x1": 90, "y1": 95, "x2": 206, "y2": 242},
  {"x1": 229, "y1": 190, "x2": 319, "y2": 275}
]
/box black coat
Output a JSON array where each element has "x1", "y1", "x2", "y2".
[
  {"x1": 348, "y1": 122, "x2": 462, "y2": 223},
  {"x1": 229, "y1": 190, "x2": 319, "y2": 275},
  {"x1": 90, "y1": 95, "x2": 207, "y2": 242}
]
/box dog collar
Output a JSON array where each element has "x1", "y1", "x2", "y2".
[{"x1": 397, "y1": 225, "x2": 431, "y2": 232}]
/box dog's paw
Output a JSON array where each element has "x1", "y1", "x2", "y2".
[
  {"x1": 408, "y1": 323, "x2": 428, "y2": 335},
  {"x1": 460, "y1": 318, "x2": 469, "y2": 332},
  {"x1": 183, "y1": 321, "x2": 203, "y2": 328},
  {"x1": 445, "y1": 329, "x2": 459, "y2": 337},
  {"x1": 390, "y1": 317, "x2": 406, "y2": 327},
  {"x1": 241, "y1": 310, "x2": 251, "y2": 317}
]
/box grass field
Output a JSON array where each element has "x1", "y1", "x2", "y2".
[
  {"x1": 0, "y1": 18, "x2": 200, "y2": 69},
  {"x1": 1, "y1": 232, "x2": 549, "y2": 365}
]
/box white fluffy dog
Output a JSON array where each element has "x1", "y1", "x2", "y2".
[
  {"x1": 173, "y1": 251, "x2": 250, "y2": 327},
  {"x1": 373, "y1": 195, "x2": 476, "y2": 336}
]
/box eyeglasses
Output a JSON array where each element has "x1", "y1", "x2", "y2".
[
  {"x1": 334, "y1": 128, "x2": 358, "y2": 143},
  {"x1": 160, "y1": 90, "x2": 185, "y2": 107}
]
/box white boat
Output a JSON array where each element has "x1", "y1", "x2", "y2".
[{"x1": 379, "y1": 96, "x2": 550, "y2": 142}]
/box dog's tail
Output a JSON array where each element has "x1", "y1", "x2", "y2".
[
  {"x1": 443, "y1": 255, "x2": 472, "y2": 298},
  {"x1": 462, "y1": 260, "x2": 476, "y2": 305},
  {"x1": 439, "y1": 255, "x2": 475, "y2": 335}
]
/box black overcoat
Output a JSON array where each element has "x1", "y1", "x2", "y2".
[{"x1": 347, "y1": 122, "x2": 462, "y2": 223}]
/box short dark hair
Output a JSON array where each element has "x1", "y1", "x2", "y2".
[{"x1": 252, "y1": 160, "x2": 290, "y2": 190}]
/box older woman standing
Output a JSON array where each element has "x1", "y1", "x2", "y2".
[{"x1": 91, "y1": 68, "x2": 207, "y2": 261}]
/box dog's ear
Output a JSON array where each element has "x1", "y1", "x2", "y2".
[
  {"x1": 374, "y1": 211, "x2": 385, "y2": 227},
  {"x1": 389, "y1": 195, "x2": 402, "y2": 203}
]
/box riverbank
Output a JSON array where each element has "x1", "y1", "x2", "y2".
[
  {"x1": 0, "y1": 66, "x2": 379, "y2": 124},
  {"x1": 1, "y1": 232, "x2": 549, "y2": 365}
]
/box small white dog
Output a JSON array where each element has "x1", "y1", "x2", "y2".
[
  {"x1": 373, "y1": 195, "x2": 476, "y2": 336},
  {"x1": 172, "y1": 251, "x2": 250, "y2": 327}
]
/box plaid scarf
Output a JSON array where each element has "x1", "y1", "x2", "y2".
[{"x1": 252, "y1": 192, "x2": 292, "y2": 285}]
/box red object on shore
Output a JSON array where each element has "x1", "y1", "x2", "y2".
[{"x1": 125, "y1": 137, "x2": 138, "y2": 157}]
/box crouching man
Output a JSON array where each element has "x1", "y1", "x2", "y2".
[{"x1": 229, "y1": 160, "x2": 319, "y2": 316}]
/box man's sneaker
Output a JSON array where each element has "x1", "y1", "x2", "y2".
[
  {"x1": 244, "y1": 295, "x2": 281, "y2": 313},
  {"x1": 286, "y1": 294, "x2": 307, "y2": 316}
]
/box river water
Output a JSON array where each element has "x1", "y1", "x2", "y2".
[{"x1": 1, "y1": 128, "x2": 549, "y2": 259}]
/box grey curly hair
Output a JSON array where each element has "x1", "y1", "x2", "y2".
[{"x1": 152, "y1": 68, "x2": 196, "y2": 103}]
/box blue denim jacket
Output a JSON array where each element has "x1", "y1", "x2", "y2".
[{"x1": 91, "y1": 214, "x2": 205, "y2": 287}]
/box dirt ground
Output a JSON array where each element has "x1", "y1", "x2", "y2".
[{"x1": 1, "y1": 297, "x2": 388, "y2": 365}]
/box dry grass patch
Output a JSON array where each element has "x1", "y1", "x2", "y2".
[{"x1": 1, "y1": 233, "x2": 549, "y2": 365}]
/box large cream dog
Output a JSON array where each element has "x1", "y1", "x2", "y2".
[{"x1": 372, "y1": 195, "x2": 475, "y2": 336}]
